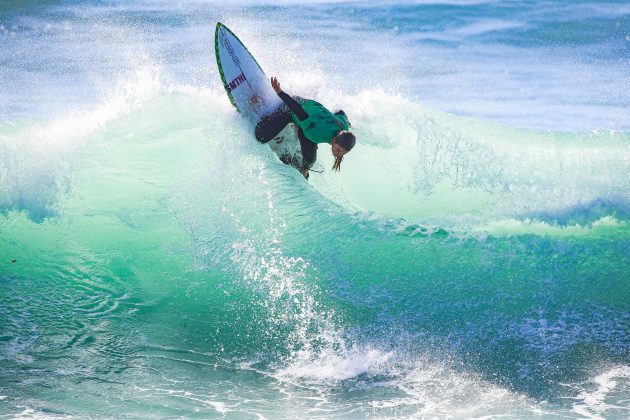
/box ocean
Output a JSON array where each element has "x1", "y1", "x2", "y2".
[{"x1": 1, "y1": 0, "x2": 629, "y2": 418}]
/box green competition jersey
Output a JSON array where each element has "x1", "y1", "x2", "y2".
[{"x1": 291, "y1": 99, "x2": 349, "y2": 144}]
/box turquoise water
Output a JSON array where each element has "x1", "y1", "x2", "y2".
[{"x1": 1, "y1": 1, "x2": 630, "y2": 418}]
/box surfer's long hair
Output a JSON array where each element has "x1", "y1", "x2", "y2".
[
  {"x1": 332, "y1": 131, "x2": 356, "y2": 172},
  {"x1": 332, "y1": 156, "x2": 344, "y2": 172}
]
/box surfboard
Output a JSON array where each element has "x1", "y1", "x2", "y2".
[{"x1": 214, "y1": 22, "x2": 301, "y2": 163}]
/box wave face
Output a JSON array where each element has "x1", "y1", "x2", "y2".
[{"x1": 1, "y1": 1, "x2": 630, "y2": 418}]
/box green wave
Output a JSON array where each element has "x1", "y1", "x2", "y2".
[{"x1": 1, "y1": 82, "x2": 629, "y2": 417}]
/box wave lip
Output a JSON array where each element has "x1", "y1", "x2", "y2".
[
  {"x1": 0, "y1": 66, "x2": 163, "y2": 221},
  {"x1": 308, "y1": 90, "x2": 630, "y2": 230}
]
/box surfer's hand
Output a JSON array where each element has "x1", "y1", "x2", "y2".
[{"x1": 271, "y1": 77, "x2": 282, "y2": 94}]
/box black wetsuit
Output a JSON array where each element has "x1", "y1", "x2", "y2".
[{"x1": 255, "y1": 92, "x2": 347, "y2": 169}]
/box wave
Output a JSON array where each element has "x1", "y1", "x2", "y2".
[
  {"x1": 1, "y1": 3, "x2": 630, "y2": 417},
  {"x1": 1, "y1": 69, "x2": 629, "y2": 417},
  {"x1": 1, "y1": 70, "x2": 628, "y2": 231}
]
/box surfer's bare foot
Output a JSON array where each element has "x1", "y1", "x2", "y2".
[
  {"x1": 299, "y1": 166, "x2": 309, "y2": 179},
  {"x1": 249, "y1": 95, "x2": 260, "y2": 105}
]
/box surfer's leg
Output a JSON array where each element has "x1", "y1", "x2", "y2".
[
  {"x1": 279, "y1": 153, "x2": 301, "y2": 168},
  {"x1": 254, "y1": 104, "x2": 293, "y2": 144},
  {"x1": 298, "y1": 128, "x2": 318, "y2": 169}
]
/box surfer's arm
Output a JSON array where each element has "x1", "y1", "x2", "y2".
[
  {"x1": 277, "y1": 92, "x2": 308, "y2": 121},
  {"x1": 270, "y1": 76, "x2": 308, "y2": 121}
]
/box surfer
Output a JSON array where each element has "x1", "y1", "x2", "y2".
[{"x1": 255, "y1": 77, "x2": 356, "y2": 179}]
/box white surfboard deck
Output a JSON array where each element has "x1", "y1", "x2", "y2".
[{"x1": 215, "y1": 22, "x2": 306, "y2": 167}]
